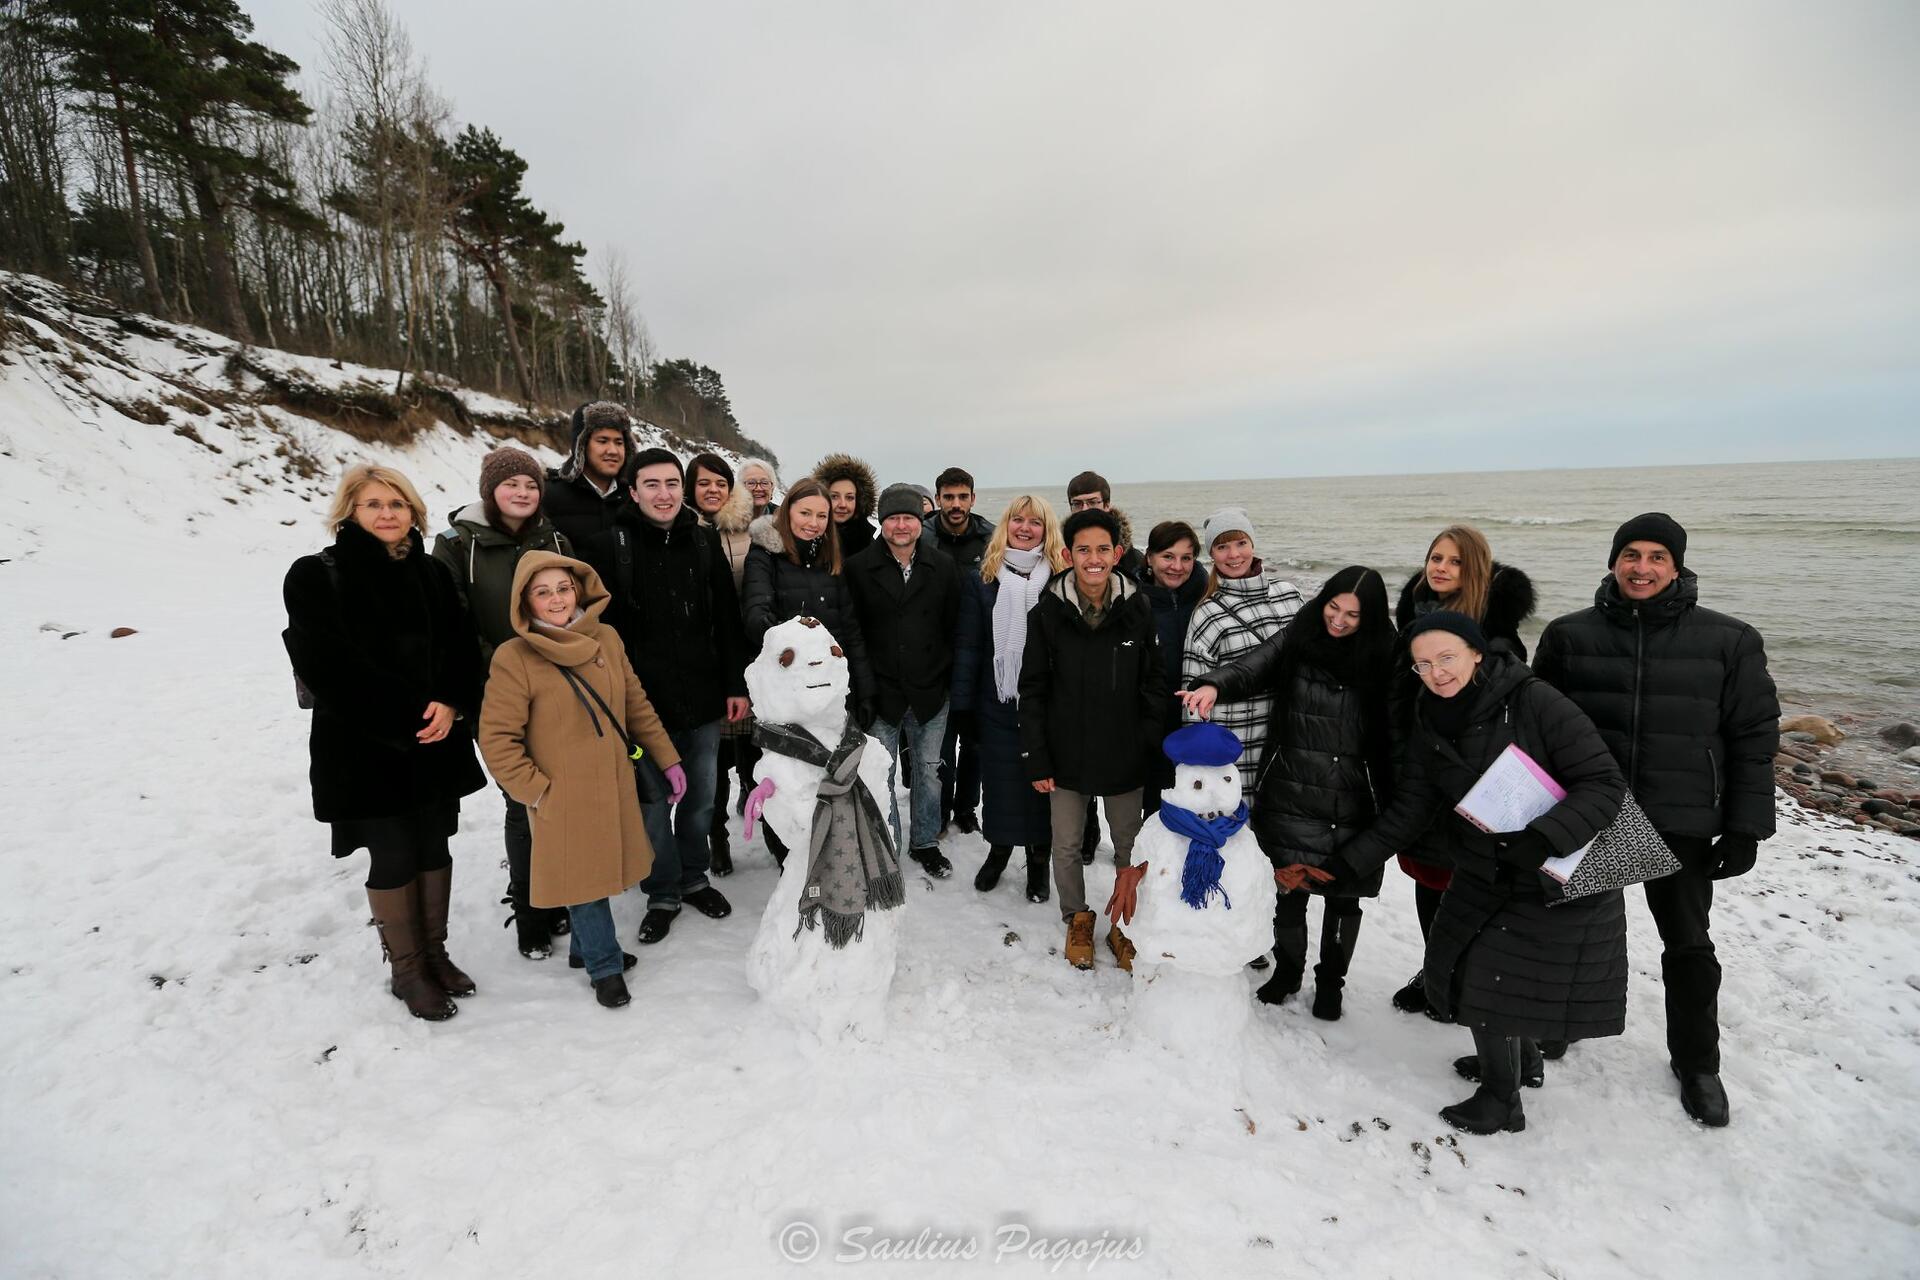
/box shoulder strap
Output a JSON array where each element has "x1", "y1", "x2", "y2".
[{"x1": 558, "y1": 664, "x2": 645, "y2": 763}]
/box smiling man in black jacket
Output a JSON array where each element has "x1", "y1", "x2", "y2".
[
  {"x1": 1533, "y1": 512, "x2": 1780, "y2": 1128},
  {"x1": 582, "y1": 448, "x2": 750, "y2": 945}
]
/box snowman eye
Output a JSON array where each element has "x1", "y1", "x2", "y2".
[
  {"x1": 779, "y1": 649, "x2": 796, "y2": 667},
  {"x1": 830, "y1": 644, "x2": 844, "y2": 658},
  {"x1": 1191, "y1": 779, "x2": 1203, "y2": 790}
]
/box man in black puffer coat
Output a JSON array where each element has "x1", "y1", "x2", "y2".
[
  {"x1": 544, "y1": 402, "x2": 638, "y2": 548},
  {"x1": 1533, "y1": 512, "x2": 1780, "y2": 1128}
]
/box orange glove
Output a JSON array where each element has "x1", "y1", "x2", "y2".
[{"x1": 1106, "y1": 863, "x2": 1149, "y2": 924}]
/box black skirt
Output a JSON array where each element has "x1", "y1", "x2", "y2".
[{"x1": 329, "y1": 799, "x2": 459, "y2": 860}]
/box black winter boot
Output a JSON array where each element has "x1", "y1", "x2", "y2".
[
  {"x1": 593, "y1": 973, "x2": 632, "y2": 1008},
  {"x1": 1454, "y1": 1038, "x2": 1546, "y2": 1088},
  {"x1": 1025, "y1": 847, "x2": 1050, "y2": 904},
  {"x1": 1441, "y1": 1029, "x2": 1527, "y2": 1134},
  {"x1": 1391, "y1": 971, "x2": 1429, "y2": 1014},
  {"x1": 504, "y1": 886, "x2": 552, "y2": 960},
  {"x1": 1261, "y1": 895, "x2": 1308, "y2": 1004},
  {"x1": 974, "y1": 844, "x2": 1012, "y2": 892},
  {"x1": 1673, "y1": 1066, "x2": 1731, "y2": 1127},
  {"x1": 1310, "y1": 897, "x2": 1362, "y2": 1020},
  {"x1": 709, "y1": 826, "x2": 734, "y2": 878}
]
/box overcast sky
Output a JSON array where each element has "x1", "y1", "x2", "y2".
[{"x1": 247, "y1": 0, "x2": 1919, "y2": 487}]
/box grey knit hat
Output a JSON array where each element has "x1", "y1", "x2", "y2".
[
  {"x1": 1201, "y1": 506, "x2": 1255, "y2": 551},
  {"x1": 877, "y1": 483, "x2": 926, "y2": 523}
]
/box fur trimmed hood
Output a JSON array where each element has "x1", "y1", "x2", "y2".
[
  {"x1": 1111, "y1": 506, "x2": 1136, "y2": 551},
  {"x1": 811, "y1": 452, "x2": 878, "y2": 517},
  {"x1": 748, "y1": 513, "x2": 786, "y2": 554},
  {"x1": 1395, "y1": 560, "x2": 1537, "y2": 642}
]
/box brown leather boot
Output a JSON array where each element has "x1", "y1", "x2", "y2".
[
  {"x1": 1065, "y1": 911, "x2": 1096, "y2": 970},
  {"x1": 416, "y1": 865, "x2": 476, "y2": 997},
  {"x1": 368, "y1": 883, "x2": 456, "y2": 1021},
  {"x1": 1106, "y1": 923, "x2": 1135, "y2": 973}
]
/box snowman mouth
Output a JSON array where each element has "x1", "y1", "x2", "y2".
[{"x1": 804, "y1": 682, "x2": 831, "y2": 689}]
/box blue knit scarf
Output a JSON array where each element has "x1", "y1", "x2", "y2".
[{"x1": 1157, "y1": 800, "x2": 1251, "y2": 909}]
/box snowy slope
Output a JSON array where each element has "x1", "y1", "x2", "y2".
[{"x1": 2, "y1": 278, "x2": 1918, "y2": 1278}]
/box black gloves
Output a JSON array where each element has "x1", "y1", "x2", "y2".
[
  {"x1": 1710, "y1": 832, "x2": 1760, "y2": 881},
  {"x1": 1495, "y1": 828, "x2": 1557, "y2": 869},
  {"x1": 854, "y1": 699, "x2": 877, "y2": 732}
]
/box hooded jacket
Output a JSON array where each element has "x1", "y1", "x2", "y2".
[
  {"x1": 1532, "y1": 571, "x2": 1779, "y2": 840},
  {"x1": 431, "y1": 503, "x2": 572, "y2": 670},
  {"x1": 813, "y1": 452, "x2": 878, "y2": 558},
  {"x1": 284, "y1": 523, "x2": 487, "y2": 825},
  {"x1": 741, "y1": 515, "x2": 875, "y2": 701},
  {"x1": 1017, "y1": 568, "x2": 1166, "y2": 795},
  {"x1": 579, "y1": 503, "x2": 749, "y2": 735},
  {"x1": 543, "y1": 406, "x2": 638, "y2": 547},
  {"x1": 477, "y1": 553, "x2": 680, "y2": 909}
]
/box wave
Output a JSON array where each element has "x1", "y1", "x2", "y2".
[{"x1": 1481, "y1": 515, "x2": 1592, "y2": 527}]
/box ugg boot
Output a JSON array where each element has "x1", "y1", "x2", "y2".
[
  {"x1": 1441, "y1": 1029, "x2": 1527, "y2": 1134},
  {"x1": 368, "y1": 882, "x2": 456, "y2": 1021},
  {"x1": 1065, "y1": 911, "x2": 1096, "y2": 970},
  {"x1": 416, "y1": 866, "x2": 476, "y2": 997},
  {"x1": 1025, "y1": 847, "x2": 1050, "y2": 903},
  {"x1": 974, "y1": 844, "x2": 1012, "y2": 892},
  {"x1": 1106, "y1": 923, "x2": 1135, "y2": 973}
]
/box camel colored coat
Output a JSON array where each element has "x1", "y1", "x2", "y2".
[{"x1": 479, "y1": 552, "x2": 681, "y2": 909}]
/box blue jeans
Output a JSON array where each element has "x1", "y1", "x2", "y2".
[
  {"x1": 873, "y1": 702, "x2": 950, "y2": 852},
  {"x1": 567, "y1": 898, "x2": 622, "y2": 981},
  {"x1": 639, "y1": 718, "x2": 722, "y2": 911}
]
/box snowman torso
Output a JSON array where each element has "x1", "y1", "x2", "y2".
[{"x1": 1124, "y1": 762, "x2": 1277, "y2": 975}]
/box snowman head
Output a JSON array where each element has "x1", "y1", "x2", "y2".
[
  {"x1": 1159, "y1": 722, "x2": 1244, "y2": 818},
  {"x1": 746, "y1": 616, "x2": 852, "y2": 733}
]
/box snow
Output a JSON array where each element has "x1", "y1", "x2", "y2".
[{"x1": 3, "y1": 276, "x2": 1919, "y2": 1276}]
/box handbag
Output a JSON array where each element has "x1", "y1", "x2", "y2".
[
  {"x1": 558, "y1": 665, "x2": 668, "y2": 806},
  {"x1": 1544, "y1": 791, "x2": 1680, "y2": 905}
]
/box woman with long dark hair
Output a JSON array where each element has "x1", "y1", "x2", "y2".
[
  {"x1": 1183, "y1": 567, "x2": 1397, "y2": 1018},
  {"x1": 1135, "y1": 520, "x2": 1206, "y2": 819},
  {"x1": 285, "y1": 464, "x2": 487, "y2": 1021},
  {"x1": 687, "y1": 451, "x2": 755, "y2": 877},
  {"x1": 1386, "y1": 524, "x2": 1537, "y2": 1017}
]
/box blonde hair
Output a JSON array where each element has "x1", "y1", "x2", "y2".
[
  {"x1": 979, "y1": 494, "x2": 1068, "y2": 582},
  {"x1": 1426, "y1": 524, "x2": 1494, "y2": 623},
  {"x1": 325, "y1": 463, "x2": 431, "y2": 537}
]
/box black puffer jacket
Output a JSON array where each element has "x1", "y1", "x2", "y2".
[
  {"x1": 579, "y1": 504, "x2": 749, "y2": 734},
  {"x1": 741, "y1": 515, "x2": 874, "y2": 701},
  {"x1": 1204, "y1": 639, "x2": 1395, "y2": 895},
  {"x1": 284, "y1": 524, "x2": 487, "y2": 825},
  {"x1": 934, "y1": 511, "x2": 995, "y2": 575},
  {"x1": 1340, "y1": 653, "x2": 1629, "y2": 1040},
  {"x1": 1017, "y1": 570, "x2": 1166, "y2": 795},
  {"x1": 1533, "y1": 571, "x2": 1779, "y2": 840},
  {"x1": 542, "y1": 407, "x2": 638, "y2": 548},
  {"x1": 845, "y1": 539, "x2": 962, "y2": 725}
]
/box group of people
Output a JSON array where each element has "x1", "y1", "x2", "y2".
[{"x1": 284, "y1": 402, "x2": 1780, "y2": 1137}]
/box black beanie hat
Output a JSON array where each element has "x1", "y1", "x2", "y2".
[
  {"x1": 1405, "y1": 609, "x2": 1488, "y2": 653},
  {"x1": 876, "y1": 482, "x2": 925, "y2": 523},
  {"x1": 1609, "y1": 512, "x2": 1686, "y2": 570}
]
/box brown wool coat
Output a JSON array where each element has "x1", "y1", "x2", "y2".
[{"x1": 479, "y1": 552, "x2": 681, "y2": 909}]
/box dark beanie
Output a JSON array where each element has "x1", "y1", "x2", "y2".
[
  {"x1": 877, "y1": 482, "x2": 925, "y2": 523},
  {"x1": 1405, "y1": 609, "x2": 1488, "y2": 653},
  {"x1": 1609, "y1": 512, "x2": 1686, "y2": 570},
  {"x1": 629, "y1": 447, "x2": 684, "y2": 482},
  {"x1": 480, "y1": 446, "x2": 543, "y2": 498}
]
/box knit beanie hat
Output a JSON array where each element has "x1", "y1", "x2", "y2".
[
  {"x1": 1609, "y1": 512, "x2": 1686, "y2": 570},
  {"x1": 877, "y1": 482, "x2": 925, "y2": 523},
  {"x1": 1405, "y1": 609, "x2": 1488, "y2": 653},
  {"x1": 480, "y1": 447, "x2": 545, "y2": 528},
  {"x1": 1201, "y1": 506, "x2": 1255, "y2": 551}
]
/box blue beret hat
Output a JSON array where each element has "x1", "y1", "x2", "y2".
[{"x1": 1164, "y1": 722, "x2": 1244, "y2": 767}]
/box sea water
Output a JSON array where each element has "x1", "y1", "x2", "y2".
[{"x1": 980, "y1": 456, "x2": 1920, "y2": 720}]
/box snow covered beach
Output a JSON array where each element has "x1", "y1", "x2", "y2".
[{"x1": 3, "y1": 287, "x2": 1918, "y2": 1277}]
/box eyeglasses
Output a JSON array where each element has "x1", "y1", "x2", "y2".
[
  {"x1": 1411, "y1": 651, "x2": 1470, "y2": 677},
  {"x1": 1067, "y1": 496, "x2": 1105, "y2": 511},
  {"x1": 356, "y1": 499, "x2": 411, "y2": 514}
]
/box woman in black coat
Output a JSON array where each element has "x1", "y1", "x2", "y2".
[
  {"x1": 1134, "y1": 520, "x2": 1207, "y2": 819},
  {"x1": 1184, "y1": 566, "x2": 1396, "y2": 1020},
  {"x1": 1326, "y1": 611, "x2": 1627, "y2": 1135},
  {"x1": 1386, "y1": 523, "x2": 1537, "y2": 1017},
  {"x1": 284, "y1": 464, "x2": 487, "y2": 1022},
  {"x1": 952, "y1": 495, "x2": 1068, "y2": 901},
  {"x1": 741, "y1": 478, "x2": 874, "y2": 708}
]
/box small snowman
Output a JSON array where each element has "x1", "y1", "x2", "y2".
[
  {"x1": 1108, "y1": 723, "x2": 1278, "y2": 1058},
  {"x1": 741, "y1": 616, "x2": 904, "y2": 1042}
]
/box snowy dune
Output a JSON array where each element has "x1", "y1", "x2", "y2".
[{"x1": 2, "y1": 283, "x2": 1917, "y2": 1277}]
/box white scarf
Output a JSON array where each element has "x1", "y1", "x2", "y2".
[{"x1": 992, "y1": 546, "x2": 1051, "y2": 702}]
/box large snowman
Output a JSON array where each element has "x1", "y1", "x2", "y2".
[
  {"x1": 742, "y1": 616, "x2": 904, "y2": 1042},
  {"x1": 1110, "y1": 723, "x2": 1278, "y2": 1058}
]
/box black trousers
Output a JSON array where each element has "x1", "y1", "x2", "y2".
[
  {"x1": 939, "y1": 716, "x2": 981, "y2": 819},
  {"x1": 1644, "y1": 833, "x2": 1721, "y2": 1074},
  {"x1": 1415, "y1": 880, "x2": 1443, "y2": 940},
  {"x1": 503, "y1": 788, "x2": 531, "y2": 893},
  {"x1": 1273, "y1": 891, "x2": 1364, "y2": 990}
]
